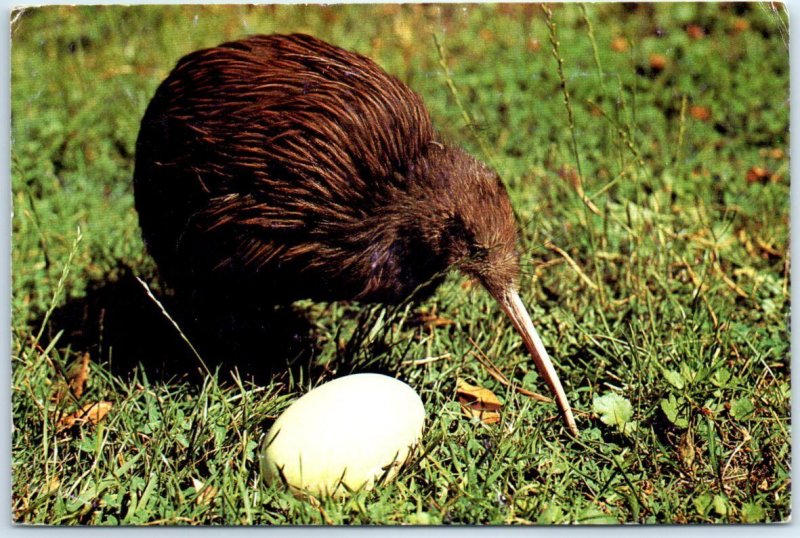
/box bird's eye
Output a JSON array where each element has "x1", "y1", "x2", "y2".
[{"x1": 469, "y1": 244, "x2": 487, "y2": 261}]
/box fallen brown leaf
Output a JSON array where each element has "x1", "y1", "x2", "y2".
[
  {"x1": 51, "y1": 353, "x2": 91, "y2": 405},
  {"x1": 731, "y1": 18, "x2": 749, "y2": 34},
  {"x1": 686, "y1": 24, "x2": 705, "y2": 40},
  {"x1": 457, "y1": 378, "x2": 502, "y2": 424},
  {"x1": 457, "y1": 379, "x2": 502, "y2": 410},
  {"x1": 678, "y1": 431, "x2": 696, "y2": 470},
  {"x1": 746, "y1": 166, "x2": 771, "y2": 184},
  {"x1": 68, "y1": 353, "x2": 91, "y2": 399},
  {"x1": 689, "y1": 105, "x2": 711, "y2": 122},
  {"x1": 57, "y1": 400, "x2": 113, "y2": 430},
  {"x1": 649, "y1": 53, "x2": 667, "y2": 72},
  {"x1": 611, "y1": 36, "x2": 628, "y2": 52}
]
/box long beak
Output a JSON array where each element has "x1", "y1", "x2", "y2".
[{"x1": 496, "y1": 287, "x2": 578, "y2": 436}]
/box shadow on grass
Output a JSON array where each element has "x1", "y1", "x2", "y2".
[
  {"x1": 34, "y1": 265, "x2": 408, "y2": 387},
  {"x1": 35, "y1": 265, "x2": 324, "y2": 385}
]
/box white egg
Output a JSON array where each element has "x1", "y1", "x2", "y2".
[{"x1": 259, "y1": 373, "x2": 426, "y2": 498}]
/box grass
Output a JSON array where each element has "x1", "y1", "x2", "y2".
[{"x1": 11, "y1": 3, "x2": 790, "y2": 525}]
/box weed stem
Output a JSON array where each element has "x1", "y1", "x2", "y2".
[
  {"x1": 432, "y1": 33, "x2": 499, "y2": 171},
  {"x1": 541, "y1": 4, "x2": 600, "y2": 217}
]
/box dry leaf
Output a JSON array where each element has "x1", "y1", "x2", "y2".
[
  {"x1": 456, "y1": 378, "x2": 503, "y2": 424},
  {"x1": 192, "y1": 478, "x2": 217, "y2": 506},
  {"x1": 648, "y1": 53, "x2": 667, "y2": 72},
  {"x1": 68, "y1": 353, "x2": 91, "y2": 399},
  {"x1": 746, "y1": 166, "x2": 771, "y2": 184},
  {"x1": 57, "y1": 400, "x2": 113, "y2": 430},
  {"x1": 689, "y1": 105, "x2": 711, "y2": 122},
  {"x1": 678, "y1": 432, "x2": 696, "y2": 469},
  {"x1": 731, "y1": 18, "x2": 749, "y2": 34},
  {"x1": 686, "y1": 24, "x2": 705, "y2": 40},
  {"x1": 52, "y1": 353, "x2": 91, "y2": 405},
  {"x1": 457, "y1": 379, "x2": 503, "y2": 410},
  {"x1": 611, "y1": 36, "x2": 628, "y2": 52}
]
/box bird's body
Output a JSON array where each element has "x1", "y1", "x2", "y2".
[
  {"x1": 135, "y1": 34, "x2": 513, "y2": 305},
  {"x1": 134, "y1": 33, "x2": 578, "y2": 435}
]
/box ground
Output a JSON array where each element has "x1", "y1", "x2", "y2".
[{"x1": 11, "y1": 3, "x2": 790, "y2": 525}]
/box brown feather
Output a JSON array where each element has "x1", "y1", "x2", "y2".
[{"x1": 135, "y1": 33, "x2": 517, "y2": 306}]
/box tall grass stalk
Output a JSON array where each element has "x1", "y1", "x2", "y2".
[
  {"x1": 33, "y1": 227, "x2": 83, "y2": 347},
  {"x1": 674, "y1": 94, "x2": 688, "y2": 173},
  {"x1": 579, "y1": 2, "x2": 616, "y2": 176},
  {"x1": 541, "y1": 4, "x2": 600, "y2": 215},
  {"x1": 579, "y1": 3, "x2": 605, "y2": 92},
  {"x1": 586, "y1": 98, "x2": 648, "y2": 175},
  {"x1": 625, "y1": 37, "x2": 639, "y2": 160},
  {"x1": 19, "y1": 180, "x2": 52, "y2": 270},
  {"x1": 134, "y1": 276, "x2": 214, "y2": 381},
  {"x1": 432, "y1": 33, "x2": 499, "y2": 171},
  {"x1": 541, "y1": 5, "x2": 600, "y2": 217},
  {"x1": 541, "y1": 3, "x2": 604, "y2": 304}
]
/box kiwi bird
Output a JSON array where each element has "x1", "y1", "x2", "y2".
[{"x1": 134, "y1": 33, "x2": 578, "y2": 435}]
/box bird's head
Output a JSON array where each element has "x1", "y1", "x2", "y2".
[{"x1": 411, "y1": 145, "x2": 578, "y2": 435}]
